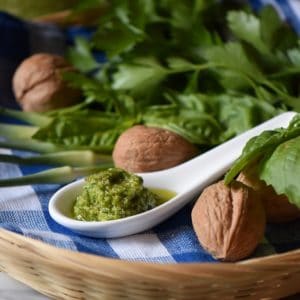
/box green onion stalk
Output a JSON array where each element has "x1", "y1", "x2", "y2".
[
  {"x1": 0, "y1": 138, "x2": 67, "y2": 153},
  {"x1": 0, "y1": 123, "x2": 38, "y2": 139},
  {"x1": 0, "y1": 150, "x2": 112, "y2": 167},
  {"x1": 0, "y1": 164, "x2": 114, "y2": 187},
  {"x1": 0, "y1": 108, "x2": 116, "y2": 186},
  {"x1": 0, "y1": 106, "x2": 51, "y2": 126},
  {"x1": 0, "y1": 138, "x2": 113, "y2": 154}
]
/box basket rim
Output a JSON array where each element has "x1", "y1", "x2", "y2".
[
  {"x1": 1, "y1": 228, "x2": 299, "y2": 271},
  {"x1": 1, "y1": 227, "x2": 300, "y2": 300}
]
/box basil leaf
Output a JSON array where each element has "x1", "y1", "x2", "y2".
[
  {"x1": 224, "y1": 130, "x2": 282, "y2": 184},
  {"x1": 143, "y1": 112, "x2": 222, "y2": 145},
  {"x1": 260, "y1": 136, "x2": 300, "y2": 208},
  {"x1": 32, "y1": 116, "x2": 133, "y2": 150},
  {"x1": 225, "y1": 114, "x2": 300, "y2": 184}
]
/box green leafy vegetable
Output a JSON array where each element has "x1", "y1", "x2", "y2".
[
  {"x1": 225, "y1": 115, "x2": 300, "y2": 184},
  {"x1": 112, "y1": 57, "x2": 168, "y2": 94},
  {"x1": 224, "y1": 114, "x2": 300, "y2": 208},
  {"x1": 65, "y1": 2, "x2": 300, "y2": 115},
  {"x1": 227, "y1": 10, "x2": 268, "y2": 54},
  {"x1": 93, "y1": 19, "x2": 143, "y2": 58},
  {"x1": 148, "y1": 92, "x2": 281, "y2": 144},
  {"x1": 67, "y1": 37, "x2": 100, "y2": 72},
  {"x1": 32, "y1": 115, "x2": 135, "y2": 150},
  {"x1": 260, "y1": 136, "x2": 300, "y2": 207},
  {"x1": 224, "y1": 129, "x2": 285, "y2": 184},
  {"x1": 3, "y1": 1, "x2": 300, "y2": 187}
]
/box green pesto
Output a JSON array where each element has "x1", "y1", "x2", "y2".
[{"x1": 73, "y1": 168, "x2": 161, "y2": 221}]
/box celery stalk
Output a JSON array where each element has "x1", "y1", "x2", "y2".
[{"x1": 0, "y1": 164, "x2": 113, "y2": 187}]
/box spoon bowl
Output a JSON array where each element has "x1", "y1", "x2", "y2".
[
  {"x1": 49, "y1": 180, "x2": 185, "y2": 238},
  {"x1": 49, "y1": 112, "x2": 296, "y2": 238}
]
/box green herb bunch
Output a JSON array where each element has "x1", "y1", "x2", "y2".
[
  {"x1": 63, "y1": 0, "x2": 300, "y2": 147},
  {"x1": 2, "y1": 0, "x2": 300, "y2": 186}
]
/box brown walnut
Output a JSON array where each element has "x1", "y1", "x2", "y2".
[
  {"x1": 13, "y1": 53, "x2": 81, "y2": 112},
  {"x1": 112, "y1": 125, "x2": 198, "y2": 172},
  {"x1": 191, "y1": 180, "x2": 266, "y2": 262},
  {"x1": 237, "y1": 166, "x2": 300, "y2": 223}
]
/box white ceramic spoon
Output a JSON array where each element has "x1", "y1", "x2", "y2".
[{"x1": 49, "y1": 112, "x2": 296, "y2": 238}]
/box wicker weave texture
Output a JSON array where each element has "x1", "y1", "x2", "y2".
[{"x1": 0, "y1": 229, "x2": 299, "y2": 299}]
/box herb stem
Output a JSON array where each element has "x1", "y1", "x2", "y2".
[
  {"x1": 261, "y1": 80, "x2": 300, "y2": 110},
  {"x1": 167, "y1": 63, "x2": 215, "y2": 75},
  {"x1": 268, "y1": 68, "x2": 300, "y2": 79}
]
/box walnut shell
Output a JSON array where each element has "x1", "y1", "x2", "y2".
[
  {"x1": 237, "y1": 167, "x2": 300, "y2": 223},
  {"x1": 13, "y1": 53, "x2": 81, "y2": 112},
  {"x1": 112, "y1": 125, "x2": 198, "y2": 172},
  {"x1": 191, "y1": 180, "x2": 266, "y2": 262}
]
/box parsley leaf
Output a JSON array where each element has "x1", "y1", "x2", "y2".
[
  {"x1": 112, "y1": 57, "x2": 168, "y2": 94},
  {"x1": 67, "y1": 37, "x2": 99, "y2": 73},
  {"x1": 227, "y1": 10, "x2": 268, "y2": 54}
]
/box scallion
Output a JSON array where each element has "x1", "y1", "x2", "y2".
[
  {"x1": 0, "y1": 123, "x2": 38, "y2": 140},
  {"x1": 0, "y1": 164, "x2": 113, "y2": 187},
  {"x1": 0, "y1": 150, "x2": 112, "y2": 167},
  {"x1": 0, "y1": 106, "x2": 51, "y2": 126}
]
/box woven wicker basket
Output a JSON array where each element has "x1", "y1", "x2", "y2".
[
  {"x1": 0, "y1": 228, "x2": 299, "y2": 300},
  {"x1": 1, "y1": 9, "x2": 295, "y2": 300}
]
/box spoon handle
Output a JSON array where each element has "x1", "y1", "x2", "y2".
[{"x1": 144, "y1": 112, "x2": 297, "y2": 194}]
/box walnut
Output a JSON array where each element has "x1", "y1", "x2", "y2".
[
  {"x1": 112, "y1": 125, "x2": 198, "y2": 172},
  {"x1": 13, "y1": 53, "x2": 81, "y2": 112},
  {"x1": 191, "y1": 180, "x2": 266, "y2": 262},
  {"x1": 237, "y1": 167, "x2": 300, "y2": 223}
]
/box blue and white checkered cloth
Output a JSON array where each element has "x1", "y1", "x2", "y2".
[{"x1": 0, "y1": 1, "x2": 300, "y2": 263}]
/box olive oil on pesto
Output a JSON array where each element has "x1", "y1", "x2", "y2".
[
  {"x1": 149, "y1": 188, "x2": 176, "y2": 205},
  {"x1": 73, "y1": 168, "x2": 175, "y2": 222}
]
